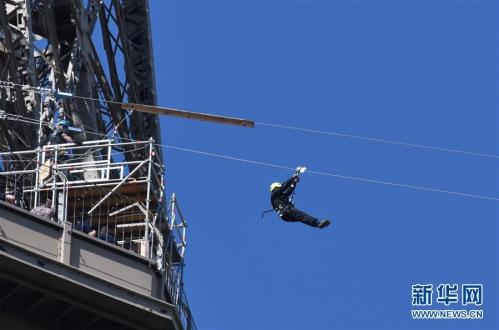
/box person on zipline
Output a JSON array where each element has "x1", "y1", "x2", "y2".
[{"x1": 270, "y1": 167, "x2": 331, "y2": 229}]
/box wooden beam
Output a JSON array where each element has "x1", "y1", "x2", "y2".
[{"x1": 121, "y1": 103, "x2": 255, "y2": 128}]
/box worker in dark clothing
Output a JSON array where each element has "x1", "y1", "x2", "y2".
[
  {"x1": 48, "y1": 119, "x2": 76, "y2": 161},
  {"x1": 43, "y1": 118, "x2": 80, "y2": 180},
  {"x1": 50, "y1": 119, "x2": 74, "y2": 143},
  {"x1": 75, "y1": 218, "x2": 97, "y2": 237},
  {"x1": 270, "y1": 167, "x2": 330, "y2": 229},
  {"x1": 99, "y1": 226, "x2": 116, "y2": 244},
  {"x1": 39, "y1": 118, "x2": 79, "y2": 218}
]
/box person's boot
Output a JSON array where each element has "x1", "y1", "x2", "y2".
[{"x1": 317, "y1": 219, "x2": 331, "y2": 229}]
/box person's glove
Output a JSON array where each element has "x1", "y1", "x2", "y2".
[{"x1": 295, "y1": 166, "x2": 307, "y2": 175}]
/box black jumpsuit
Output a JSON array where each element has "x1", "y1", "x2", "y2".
[{"x1": 270, "y1": 175, "x2": 321, "y2": 228}]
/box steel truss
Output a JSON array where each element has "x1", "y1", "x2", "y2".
[{"x1": 0, "y1": 0, "x2": 160, "y2": 157}]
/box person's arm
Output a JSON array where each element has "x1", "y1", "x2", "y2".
[
  {"x1": 61, "y1": 132, "x2": 74, "y2": 143},
  {"x1": 278, "y1": 175, "x2": 300, "y2": 197}
]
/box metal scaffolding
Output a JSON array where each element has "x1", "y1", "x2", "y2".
[{"x1": 0, "y1": 138, "x2": 196, "y2": 330}]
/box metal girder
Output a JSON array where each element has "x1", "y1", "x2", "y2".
[
  {"x1": 99, "y1": 0, "x2": 151, "y2": 144},
  {"x1": 98, "y1": 0, "x2": 160, "y2": 143},
  {"x1": 123, "y1": 0, "x2": 160, "y2": 144},
  {"x1": 0, "y1": 0, "x2": 163, "y2": 159},
  {"x1": 0, "y1": 283, "x2": 20, "y2": 303},
  {"x1": 98, "y1": 3, "x2": 124, "y2": 104},
  {"x1": 122, "y1": 103, "x2": 255, "y2": 128},
  {"x1": 40, "y1": 1, "x2": 66, "y2": 91},
  {"x1": 70, "y1": 0, "x2": 130, "y2": 139},
  {"x1": 0, "y1": 0, "x2": 38, "y2": 151}
]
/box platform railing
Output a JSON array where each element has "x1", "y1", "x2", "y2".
[
  {"x1": 0, "y1": 139, "x2": 175, "y2": 260},
  {"x1": 168, "y1": 193, "x2": 188, "y2": 259},
  {"x1": 0, "y1": 138, "x2": 195, "y2": 327}
]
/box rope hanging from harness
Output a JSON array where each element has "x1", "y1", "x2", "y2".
[{"x1": 261, "y1": 209, "x2": 274, "y2": 220}]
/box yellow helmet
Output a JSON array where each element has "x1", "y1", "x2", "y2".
[{"x1": 270, "y1": 182, "x2": 282, "y2": 192}]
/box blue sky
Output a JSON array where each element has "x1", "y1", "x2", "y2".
[{"x1": 148, "y1": 1, "x2": 498, "y2": 329}]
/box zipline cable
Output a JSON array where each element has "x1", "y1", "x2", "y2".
[
  {"x1": 256, "y1": 122, "x2": 499, "y2": 160},
  {"x1": 2, "y1": 111, "x2": 497, "y2": 202},
  {"x1": 160, "y1": 145, "x2": 499, "y2": 202},
  {"x1": 0, "y1": 80, "x2": 497, "y2": 160}
]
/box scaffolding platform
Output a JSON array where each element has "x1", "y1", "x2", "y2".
[{"x1": 0, "y1": 139, "x2": 194, "y2": 329}]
